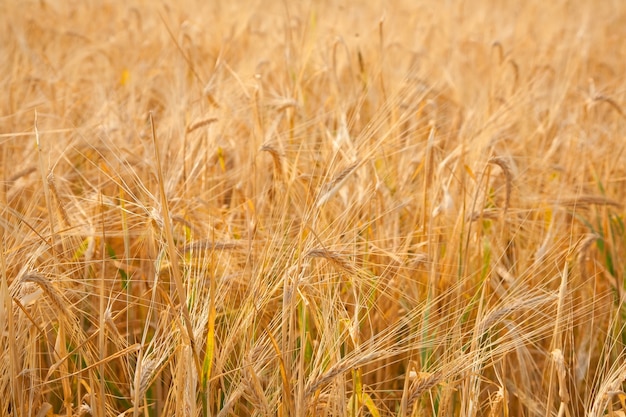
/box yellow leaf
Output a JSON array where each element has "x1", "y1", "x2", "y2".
[
  {"x1": 120, "y1": 69, "x2": 130, "y2": 86},
  {"x1": 464, "y1": 163, "x2": 476, "y2": 181},
  {"x1": 362, "y1": 392, "x2": 381, "y2": 417},
  {"x1": 217, "y1": 146, "x2": 226, "y2": 172}
]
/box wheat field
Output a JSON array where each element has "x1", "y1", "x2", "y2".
[{"x1": 1, "y1": 0, "x2": 625, "y2": 416}]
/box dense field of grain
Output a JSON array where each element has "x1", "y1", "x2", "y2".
[{"x1": 1, "y1": 0, "x2": 626, "y2": 416}]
